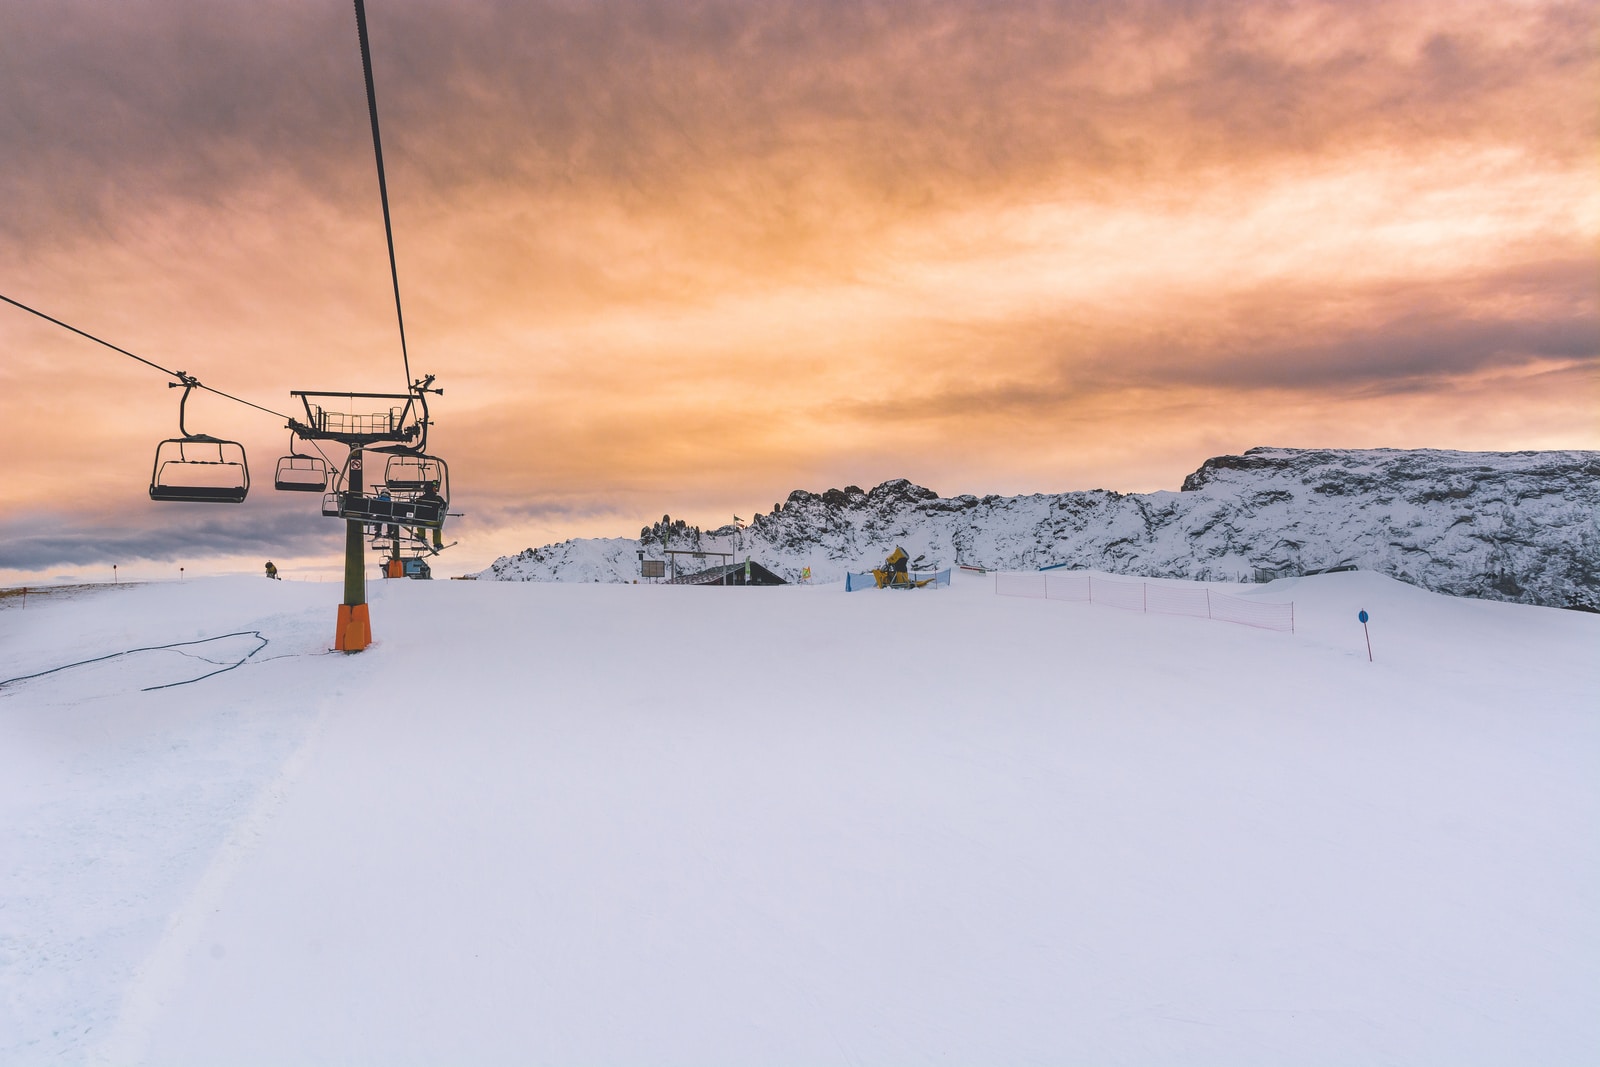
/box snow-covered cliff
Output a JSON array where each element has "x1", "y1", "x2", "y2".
[
  {"x1": 479, "y1": 536, "x2": 642, "y2": 584},
  {"x1": 480, "y1": 447, "x2": 1600, "y2": 610}
]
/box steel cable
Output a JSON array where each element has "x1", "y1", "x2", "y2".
[
  {"x1": 353, "y1": 0, "x2": 412, "y2": 393},
  {"x1": 0, "y1": 292, "x2": 343, "y2": 471}
]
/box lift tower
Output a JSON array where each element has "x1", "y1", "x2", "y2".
[{"x1": 288, "y1": 382, "x2": 442, "y2": 651}]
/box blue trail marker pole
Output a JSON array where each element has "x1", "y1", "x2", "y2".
[{"x1": 1358, "y1": 609, "x2": 1372, "y2": 661}]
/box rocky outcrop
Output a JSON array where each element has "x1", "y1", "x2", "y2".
[{"x1": 480, "y1": 448, "x2": 1600, "y2": 611}]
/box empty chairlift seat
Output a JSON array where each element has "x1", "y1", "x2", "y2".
[
  {"x1": 381, "y1": 453, "x2": 446, "y2": 493},
  {"x1": 274, "y1": 453, "x2": 330, "y2": 492},
  {"x1": 148, "y1": 378, "x2": 249, "y2": 503},
  {"x1": 149, "y1": 436, "x2": 249, "y2": 503}
]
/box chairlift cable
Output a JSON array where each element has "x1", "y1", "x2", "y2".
[
  {"x1": 5, "y1": 292, "x2": 184, "y2": 383},
  {"x1": 353, "y1": 0, "x2": 412, "y2": 393},
  {"x1": 0, "y1": 290, "x2": 340, "y2": 469},
  {"x1": 0, "y1": 292, "x2": 291, "y2": 421},
  {"x1": 186, "y1": 381, "x2": 293, "y2": 423}
]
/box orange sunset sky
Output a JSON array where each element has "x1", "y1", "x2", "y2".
[{"x1": 1, "y1": 0, "x2": 1596, "y2": 581}]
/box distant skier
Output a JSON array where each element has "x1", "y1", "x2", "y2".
[{"x1": 264, "y1": 561, "x2": 280, "y2": 580}]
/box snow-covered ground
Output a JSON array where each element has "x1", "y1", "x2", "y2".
[{"x1": 2, "y1": 571, "x2": 1596, "y2": 1064}]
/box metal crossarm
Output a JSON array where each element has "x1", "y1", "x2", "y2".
[{"x1": 288, "y1": 390, "x2": 422, "y2": 445}]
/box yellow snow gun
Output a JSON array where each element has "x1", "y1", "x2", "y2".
[{"x1": 872, "y1": 546, "x2": 936, "y2": 589}]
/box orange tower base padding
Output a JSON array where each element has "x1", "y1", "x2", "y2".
[{"x1": 335, "y1": 603, "x2": 372, "y2": 652}]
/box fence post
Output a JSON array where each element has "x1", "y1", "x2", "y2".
[
  {"x1": 1142, "y1": 583, "x2": 1147, "y2": 613},
  {"x1": 1205, "y1": 587, "x2": 1211, "y2": 619}
]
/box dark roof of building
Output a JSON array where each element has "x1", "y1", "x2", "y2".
[{"x1": 666, "y1": 561, "x2": 788, "y2": 586}]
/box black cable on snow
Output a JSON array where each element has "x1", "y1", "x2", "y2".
[
  {"x1": 0, "y1": 631, "x2": 270, "y2": 693},
  {"x1": 353, "y1": 0, "x2": 413, "y2": 393}
]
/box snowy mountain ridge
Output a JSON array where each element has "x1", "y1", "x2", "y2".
[{"x1": 480, "y1": 447, "x2": 1600, "y2": 610}]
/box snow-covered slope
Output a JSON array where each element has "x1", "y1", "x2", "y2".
[
  {"x1": 480, "y1": 535, "x2": 641, "y2": 583},
  {"x1": 481, "y1": 447, "x2": 1600, "y2": 610},
  {"x1": 4, "y1": 574, "x2": 1598, "y2": 1063}
]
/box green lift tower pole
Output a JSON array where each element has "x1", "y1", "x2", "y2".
[{"x1": 335, "y1": 448, "x2": 371, "y2": 651}]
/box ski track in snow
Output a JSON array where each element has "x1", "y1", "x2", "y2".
[
  {"x1": 88, "y1": 693, "x2": 333, "y2": 1066},
  {"x1": 0, "y1": 581, "x2": 336, "y2": 1065}
]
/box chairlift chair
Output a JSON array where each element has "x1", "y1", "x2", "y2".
[
  {"x1": 149, "y1": 436, "x2": 250, "y2": 502},
  {"x1": 380, "y1": 452, "x2": 447, "y2": 496},
  {"x1": 274, "y1": 445, "x2": 331, "y2": 493},
  {"x1": 333, "y1": 479, "x2": 447, "y2": 529},
  {"x1": 336, "y1": 493, "x2": 446, "y2": 528},
  {"x1": 330, "y1": 446, "x2": 449, "y2": 528},
  {"x1": 149, "y1": 377, "x2": 249, "y2": 503},
  {"x1": 383, "y1": 451, "x2": 449, "y2": 527}
]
